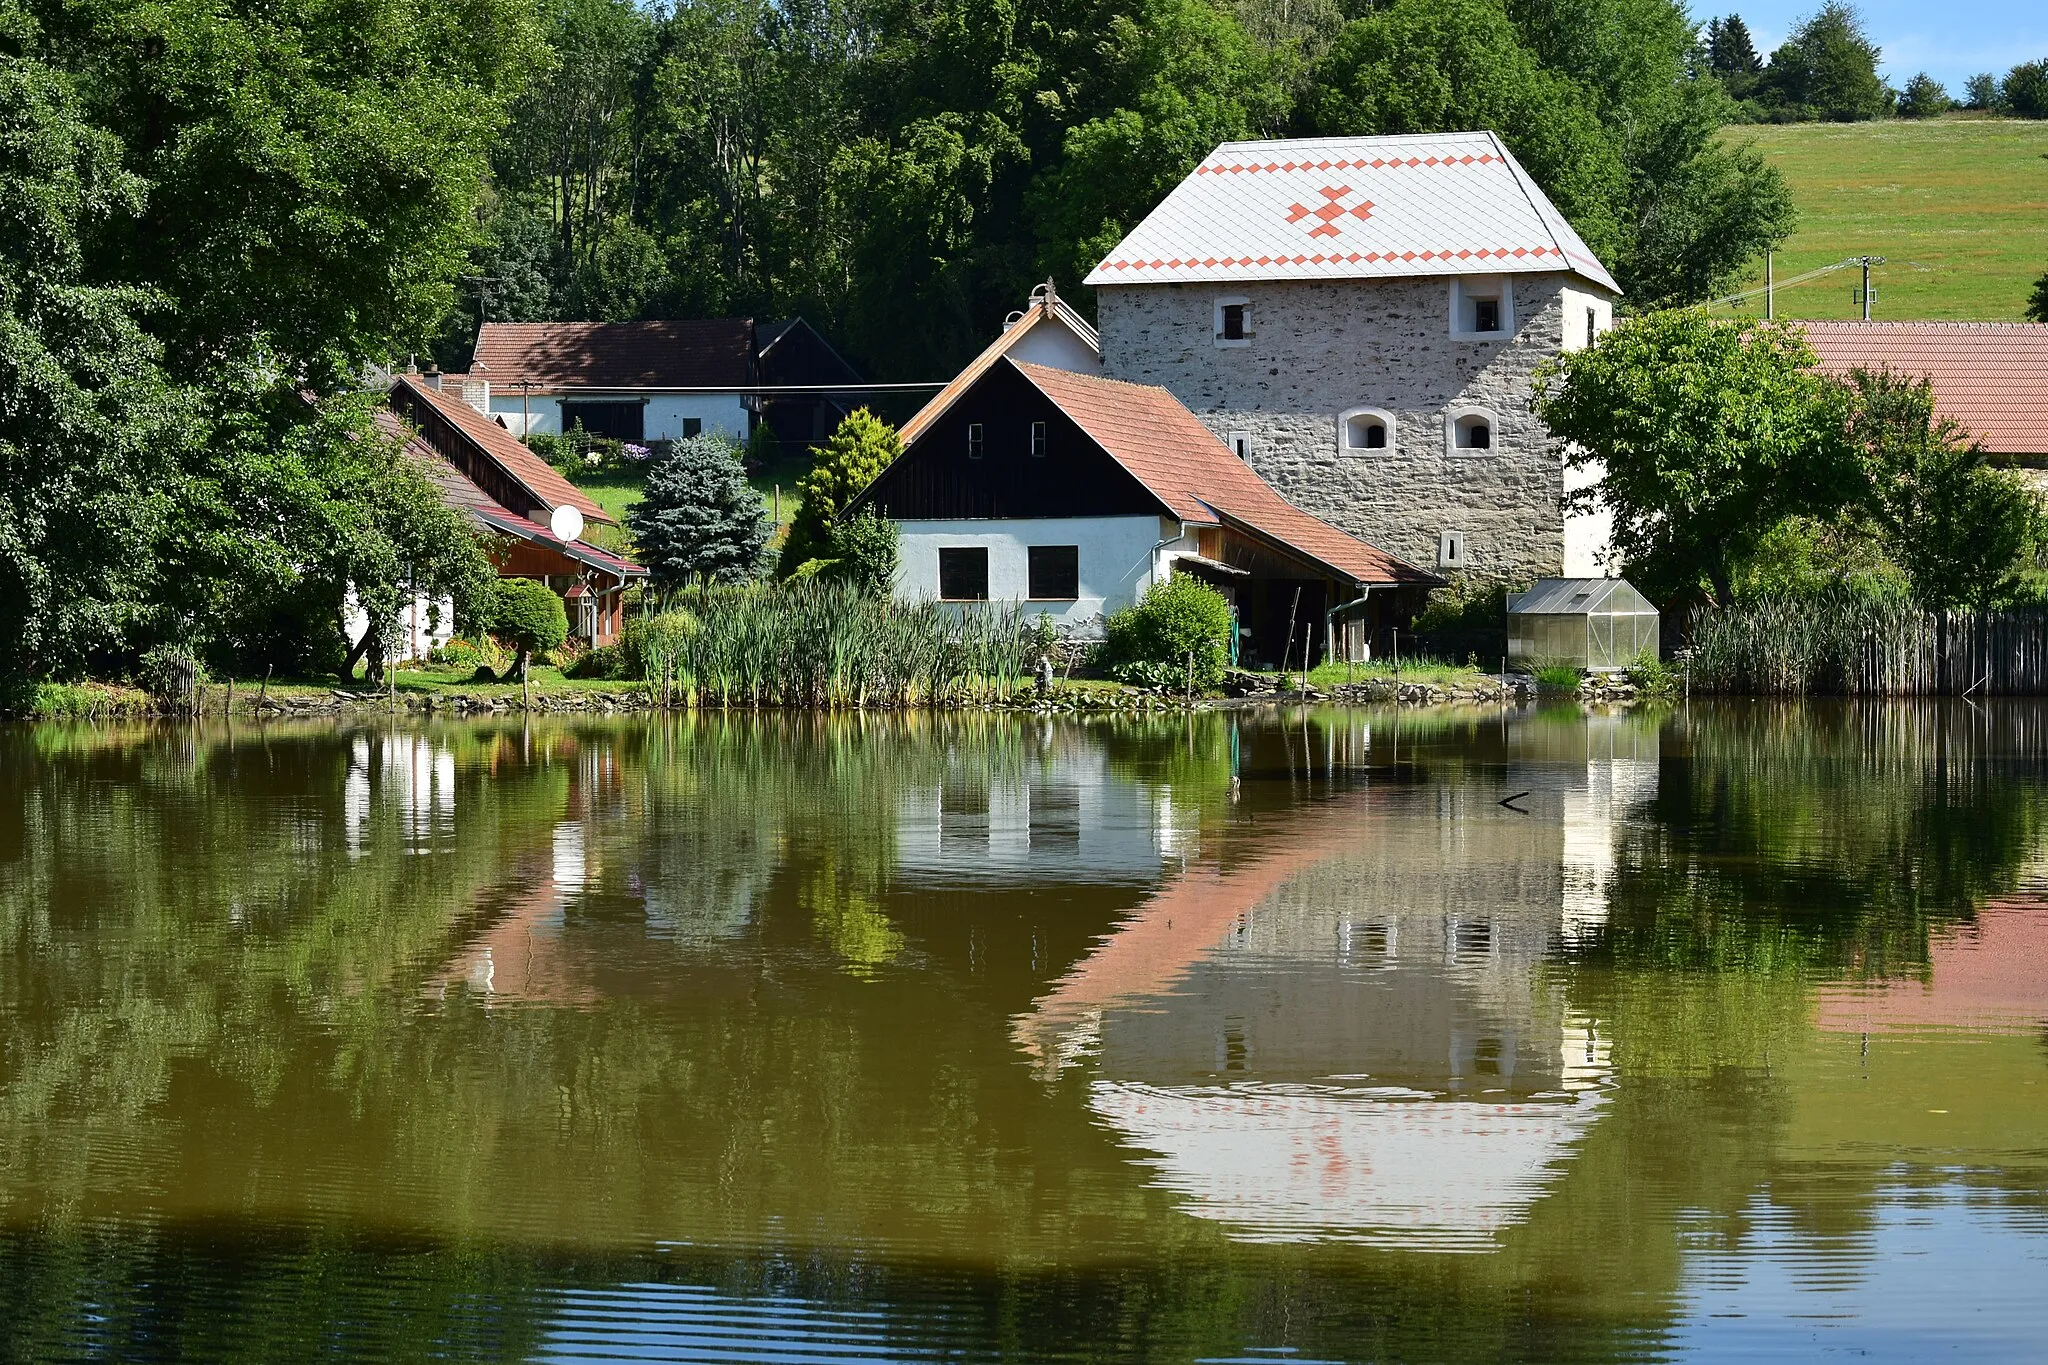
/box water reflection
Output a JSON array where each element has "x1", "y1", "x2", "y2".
[{"x1": 0, "y1": 705, "x2": 2045, "y2": 1361}]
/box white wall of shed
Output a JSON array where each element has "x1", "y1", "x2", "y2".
[
  {"x1": 487, "y1": 392, "x2": 749, "y2": 442},
  {"x1": 344, "y1": 589, "x2": 456, "y2": 663},
  {"x1": 892, "y1": 516, "x2": 1184, "y2": 635},
  {"x1": 1557, "y1": 287, "x2": 1616, "y2": 577}
]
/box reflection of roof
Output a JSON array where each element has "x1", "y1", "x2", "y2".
[
  {"x1": 1085, "y1": 131, "x2": 1619, "y2": 293},
  {"x1": 1801, "y1": 322, "x2": 2048, "y2": 458},
  {"x1": 1014, "y1": 363, "x2": 1439, "y2": 586},
  {"x1": 471, "y1": 320, "x2": 753, "y2": 390},
  {"x1": 1092, "y1": 1081, "x2": 1604, "y2": 1250},
  {"x1": 393, "y1": 377, "x2": 611, "y2": 524},
  {"x1": 375, "y1": 409, "x2": 645, "y2": 579},
  {"x1": 899, "y1": 290, "x2": 1101, "y2": 443},
  {"x1": 1814, "y1": 900, "x2": 2048, "y2": 1035}
]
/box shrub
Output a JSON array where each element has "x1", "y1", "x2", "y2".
[
  {"x1": 426, "y1": 635, "x2": 507, "y2": 673},
  {"x1": 1101, "y1": 576, "x2": 1234, "y2": 690},
  {"x1": 566, "y1": 643, "x2": 623, "y2": 679},
  {"x1": 492, "y1": 578, "x2": 568, "y2": 678},
  {"x1": 824, "y1": 511, "x2": 899, "y2": 597},
  {"x1": 1534, "y1": 663, "x2": 1583, "y2": 691},
  {"x1": 1624, "y1": 651, "x2": 1679, "y2": 696},
  {"x1": 779, "y1": 409, "x2": 901, "y2": 577}
]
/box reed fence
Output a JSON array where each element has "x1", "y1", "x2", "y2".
[{"x1": 1689, "y1": 596, "x2": 2048, "y2": 695}]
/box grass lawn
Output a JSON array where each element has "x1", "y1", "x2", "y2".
[
  {"x1": 1710, "y1": 117, "x2": 2048, "y2": 322},
  {"x1": 1250, "y1": 657, "x2": 1488, "y2": 687}
]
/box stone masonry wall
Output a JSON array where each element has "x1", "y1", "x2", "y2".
[{"x1": 1096, "y1": 273, "x2": 1583, "y2": 584}]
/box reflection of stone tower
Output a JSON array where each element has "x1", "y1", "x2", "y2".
[{"x1": 1560, "y1": 713, "x2": 1661, "y2": 944}]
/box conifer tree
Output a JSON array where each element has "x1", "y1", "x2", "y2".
[
  {"x1": 629, "y1": 434, "x2": 770, "y2": 592},
  {"x1": 778, "y1": 410, "x2": 902, "y2": 578}
]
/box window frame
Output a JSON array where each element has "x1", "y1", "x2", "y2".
[
  {"x1": 1213, "y1": 295, "x2": 1252, "y2": 348},
  {"x1": 1029, "y1": 420, "x2": 1048, "y2": 458},
  {"x1": 1448, "y1": 276, "x2": 1514, "y2": 340},
  {"x1": 1026, "y1": 544, "x2": 1080, "y2": 601},
  {"x1": 1226, "y1": 430, "x2": 1252, "y2": 461},
  {"x1": 966, "y1": 422, "x2": 985, "y2": 460},
  {"x1": 1438, "y1": 529, "x2": 1467, "y2": 569},
  {"x1": 1445, "y1": 406, "x2": 1499, "y2": 456},
  {"x1": 1338, "y1": 406, "x2": 1397, "y2": 455},
  {"x1": 937, "y1": 546, "x2": 990, "y2": 602}
]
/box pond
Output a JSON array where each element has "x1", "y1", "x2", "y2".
[{"x1": 1, "y1": 703, "x2": 2045, "y2": 1362}]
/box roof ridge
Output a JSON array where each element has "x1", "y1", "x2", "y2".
[
  {"x1": 1800, "y1": 319, "x2": 2048, "y2": 329},
  {"x1": 1012, "y1": 359, "x2": 1184, "y2": 404}
]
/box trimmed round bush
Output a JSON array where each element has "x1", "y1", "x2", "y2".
[
  {"x1": 492, "y1": 578, "x2": 568, "y2": 676},
  {"x1": 1101, "y1": 575, "x2": 1234, "y2": 689}
]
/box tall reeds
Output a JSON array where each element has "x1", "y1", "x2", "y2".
[
  {"x1": 1688, "y1": 589, "x2": 2048, "y2": 695},
  {"x1": 639, "y1": 581, "x2": 1032, "y2": 708}
]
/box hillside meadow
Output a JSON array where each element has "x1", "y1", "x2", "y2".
[{"x1": 1712, "y1": 118, "x2": 2048, "y2": 321}]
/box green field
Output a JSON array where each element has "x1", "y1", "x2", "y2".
[{"x1": 1710, "y1": 118, "x2": 2048, "y2": 321}]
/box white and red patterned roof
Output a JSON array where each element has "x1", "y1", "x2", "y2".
[{"x1": 1084, "y1": 132, "x2": 1619, "y2": 295}]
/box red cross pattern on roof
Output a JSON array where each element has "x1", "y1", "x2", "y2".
[{"x1": 1285, "y1": 186, "x2": 1374, "y2": 239}]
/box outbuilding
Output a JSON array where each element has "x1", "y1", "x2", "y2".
[{"x1": 1506, "y1": 578, "x2": 1658, "y2": 672}]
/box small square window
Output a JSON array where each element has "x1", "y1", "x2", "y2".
[
  {"x1": 1451, "y1": 278, "x2": 1512, "y2": 338},
  {"x1": 1214, "y1": 296, "x2": 1252, "y2": 347},
  {"x1": 1221, "y1": 304, "x2": 1246, "y2": 340},
  {"x1": 1027, "y1": 545, "x2": 1079, "y2": 600},
  {"x1": 1343, "y1": 410, "x2": 1394, "y2": 452},
  {"x1": 1473, "y1": 299, "x2": 1500, "y2": 333},
  {"x1": 1030, "y1": 420, "x2": 1048, "y2": 457},
  {"x1": 682, "y1": 417, "x2": 703, "y2": 439},
  {"x1": 1228, "y1": 431, "x2": 1252, "y2": 461},
  {"x1": 938, "y1": 547, "x2": 989, "y2": 601},
  {"x1": 1450, "y1": 410, "x2": 1496, "y2": 452},
  {"x1": 967, "y1": 423, "x2": 984, "y2": 460}
]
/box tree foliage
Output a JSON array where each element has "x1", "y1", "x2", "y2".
[
  {"x1": 2026, "y1": 272, "x2": 2048, "y2": 324},
  {"x1": 629, "y1": 434, "x2": 770, "y2": 592},
  {"x1": 1755, "y1": 3, "x2": 1891, "y2": 123},
  {"x1": 1896, "y1": 73, "x2": 1951, "y2": 120},
  {"x1": 1533, "y1": 311, "x2": 1858, "y2": 608},
  {"x1": 780, "y1": 409, "x2": 901, "y2": 578},
  {"x1": 824, "y1": 511, "x2": 900, "y2": 598},
  {"x1": 1101, "y1": 575, "x2": 1235, "y2": 688},
  {"x1": 491, "y1": 577, "x2": 569, "y2": 678},
  {"x1": 2005, "y1": 61, "x2": 2048, "y2": 119}
]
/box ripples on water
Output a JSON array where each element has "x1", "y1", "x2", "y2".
[{"x1": 0, "y1": 703, "x2": 2045, "y2": 1361}]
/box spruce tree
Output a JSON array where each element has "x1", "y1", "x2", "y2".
[
  {"x1": 1708, "y1": 15, "x2": 1763, "y2": 100},
  {"x1": 629, "y1": 434, "x2": 770, "y2": 592}
]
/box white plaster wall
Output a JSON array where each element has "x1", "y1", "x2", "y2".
[
  {"x1": 487, "y1": 392, "x2": 749, "y2": 442},
  {"x1": 893, "y1": 515, "x2": 1177, "y2": 632},
  {"x1": 1558, "y1": 288, "x2": 1615, "y2": 578},
  {"x1": 344, "y1": 590, "x2": 456, "y2": 662},
  {"x1": 1005, "y1": 321, "x2": 1101, "y2": 374},
  {"x1": 1097, "y1": 271, "x2": 1615, "y2": 586}
]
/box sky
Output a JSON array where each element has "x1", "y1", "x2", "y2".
[{"x1": 1722, "y1": 0, "x2": 2048, "y2": 93}]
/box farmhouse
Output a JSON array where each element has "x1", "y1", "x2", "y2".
[
  {"x1": 1802, "y1": 321, "x2": 2048, "y2": 488},
  {"x1": 384, "y1": 375, "x2": 645, "y2": 648},
  {"x1": 1086, "y1": 131, "x2": 1620, "y2": 583},
  {"x1": 465, "y1": 317, "x2": 862, "y2": 455},
  {"x1": 852, "y1": 356, "x2": 1439, "y2": 667}
]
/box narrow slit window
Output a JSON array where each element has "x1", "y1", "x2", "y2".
[
  {"x1": 967, "y1": 423, "x2": 984, "y2": 460},
  {"x1": 938, "y1": 547, "x2": 989, "y2": 601},
  {"x1": 1586, "y1": 306, "x2": 1599, "y2": 347},
  {"x1": 1030, "y1": 420, "x2": 1048, "y2": 457}
]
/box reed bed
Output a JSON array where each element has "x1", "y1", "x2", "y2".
[
  {"x1": 1689, "y1": 590, "x2": 2048, "y2": 695},
  {"x1": 640, "y1": 581, "x2": 1034, "y2": 708}
]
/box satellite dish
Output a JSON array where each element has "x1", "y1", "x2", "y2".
[{"x1": 549, "y1": 504, "x2": 585, "y2": 544}]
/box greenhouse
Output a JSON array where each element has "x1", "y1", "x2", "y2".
[{"x1": 1506, "y1": 578, "x2": 1660, "y2": 672}]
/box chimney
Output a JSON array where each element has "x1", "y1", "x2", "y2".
[{"x1": 460, "y1": 362, "x2": 490, "y2": 415}]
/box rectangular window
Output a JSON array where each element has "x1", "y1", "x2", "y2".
[
  {"x1": 1220, "y1": 303, "x2": 1246, "y2": 340},
  {"x1": 682, "y1": 417, "x2": 703, "y2": 439},
  {"x1": 938, "y1": 547, "x2": 989, "y2": 601},
  {"x1": 1473, "y1": 298, "x2": 1501, "y2": 333},
  {"x1": 1586, "y1": 307, "x2": 1599, "y2": 348},
  {"x1": 1030, "y1": 420, "x2": 1048, "y2": 457},
  {"x1": 967, "y1": 423, "x2": 985, "y2": 459},
  {"x1": 1228, "y1": 431, "x2": 1252, "y2": 461},
  {"x1": 1027, "y1": 545, "x2": 1079, "y2": 600}
]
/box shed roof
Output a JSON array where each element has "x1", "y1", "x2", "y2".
[
  {"x1": 470, "y1": 319, "x2": 753, "y2": 390},
  {"x1": 1011, "y1": 362, "x2": 1439, "y2": 586},
  {"x1": 375, "y1": 409, "x2": 645, "y2": 579},
  {"x1": 1506, "y1": 578, "x2": 1655, "y2": 615},
  {"x1": 1801, "y1": 321, "x2": 2048, "y2": 458},
  {"x1": 1084, "y1": 132, "x2": 1618, "y2": 294}
]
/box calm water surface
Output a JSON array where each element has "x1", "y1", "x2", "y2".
[{"x1": 1, "y1": 704, "x2": 2045, "y2": 1362}]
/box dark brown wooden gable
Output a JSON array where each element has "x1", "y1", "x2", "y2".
[{"x1": 856, "y1": 360, "x2": 1166, "y2": 520}]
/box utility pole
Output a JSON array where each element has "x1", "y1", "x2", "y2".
[{"x1": 1856, "y1": 256, "x2": 1887, "y2": 320}]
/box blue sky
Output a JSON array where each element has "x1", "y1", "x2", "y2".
[{"x1": 1721, "y1": 1, "x2": 2048, "y2": 93}]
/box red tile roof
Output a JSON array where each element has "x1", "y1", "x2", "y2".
[
  {"x1": 374, "y1": 408, "x2": 645, "y2": 579},
  {"x1": 899, "y1": 290, "x2": 1101, "y2": 443},
  {"x1": 1012, "y1": 362, "x2": 1439, "y2": 586},
  {"x1": 1801, "y1": 322, "x2": 2048, "y2": 458},
  {"x1": 393, "y1": 377, "x2": 612, "y2": 525},
  {"x1": 470, "y1": 320, "x2": 753, "y2": 390}
]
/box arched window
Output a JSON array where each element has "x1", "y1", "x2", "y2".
[
  {"x1": 1446, "y1": 406, "x2": 1498, "y2": 455},
  {"x1": 1339, "y1": 407, "x2": 1396, "y2": 454}
]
